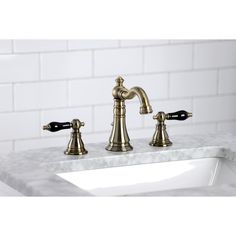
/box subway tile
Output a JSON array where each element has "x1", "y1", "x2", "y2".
[
  {"x1": 0, "y1": 40, "x2": 12, "y2": 54},
  {"x1": 169, "y1": 70, "x2": 218, "y2": 98},
  {"x1": 69, "y1": 77, "x2": 114, "y2": 106},
  {"x1": 14, "y1": 136, "x2": 68, "y2": 152},
  {"x1": 0, "y1": 111, "x2": 40, "y2": 141},
  {"x1": 41, "y1": 51, "x2": 92, "y2": 80},
  {"x1": 13, "y1": 40, "x2": 67, "y2": 53},
  {"x1": 169, "y1": 123, "x2": 217, "y2": 136},
  {"x1": 144, "y1": 99, "x2": 192, "y2": 127},
  {"x1": 41, "y1": 106, "x2": 93, "y2": 137},
  {"x1": 217, "y1": 121, "x2": 236, "y2": 135},
  {"x1": 68, "y1": 40, "x2": 119, "y2": 50},
  {"x1": 83, "y1": 132, "x2": 110, "y2": 144},
  {"x1": 144, "y1": 44, "x2": 192, "y2": 73},
  {"x1": 0, "y1": 141, "x2": 13, "y2": 154},
  {"x1": 128, "y1": 128, "x2": 153, "y2": 141},
  {"x1": 14, "y1": 81, "x2": 67, "y2": 110},
  {"x1": 0, "y1": 84, "x2": 12, "y2": 112},
  {"x1": 94, "y1": 104, "x2": 113, "y2": 132},
  {"x1": 125, "y1": 73, "x2": 168, "y2": 100},
  {"x1": 70, "y1": 74, "x2": 168, "y2": 107},
  {"x1": 120, "y1": 40, "x2": 168, "y2": 47},
  {"x1": 94, "y1": 48, "x2": 143, "y2": 76},
  {"x1": 0, "y1": 54, "x2": 39, "y2": 83},
  {"x1": 126, "y1": 102, "x2": 144, "y2": 129},
  {"x1": 193, "y1": 95, "x2": 236, "y2": 122},
  {"x1": 219, "y1": 68, "x2": 236, "y2": 94},
  {"x1": 194, "y1": 41, "x2": 236, "y2": 69},
  {"x1": 69, "y1": 74, "x2": 167, "y2": 112}
]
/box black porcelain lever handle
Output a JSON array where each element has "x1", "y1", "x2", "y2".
[
  {"x1": 43, "y1": 122, "x2": 72, "y2": 132},
  {"x1": 166, "y1": 110, "x2": 192, "y2": 121}
]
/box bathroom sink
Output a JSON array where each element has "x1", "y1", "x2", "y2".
[{"x1": 57, "y1": 157, "x2": 236, "y2": 196}]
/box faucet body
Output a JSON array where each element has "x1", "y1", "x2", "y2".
[{"x1": 106, "y1": 77, "x2": 153, "y2": 152}]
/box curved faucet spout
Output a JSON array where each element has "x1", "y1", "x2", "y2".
[{"x1": 121, "y1": 87, "x2": 153, "y2": 114}]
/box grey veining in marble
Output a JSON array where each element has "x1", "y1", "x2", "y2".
[{"x1": 1, "y1": 133, "x2": 236, "y2": 196}]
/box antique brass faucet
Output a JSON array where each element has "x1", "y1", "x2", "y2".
[
  {"x1": 106, "y1": 76, "x2": 153, "y2": 152},
  {"x1": 43, "y1": 119, "x2": 88, "y2": 156},
  {"x1": 149, "y1": 110, "x2": 192, "y2": 147}
]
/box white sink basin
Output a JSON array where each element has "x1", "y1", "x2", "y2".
[{"x1": 57, "y1": 157, "x2": 236, "y2": 196}]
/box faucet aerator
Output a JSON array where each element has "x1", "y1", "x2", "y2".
[{"x1": 140, "y1": 106, "x2": 153, "y2": 114}]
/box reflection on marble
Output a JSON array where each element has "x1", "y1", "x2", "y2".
[{"x1": 0, "y1": 133, "x2": 236, "y2": 196}]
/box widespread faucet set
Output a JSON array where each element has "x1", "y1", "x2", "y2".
[{"x1": 43, "y1": 76, "x2": 192, "y2": 157}]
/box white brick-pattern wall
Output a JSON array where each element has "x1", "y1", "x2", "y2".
[{"x1": 0, "y1": 39, "x2": 235, "y2": 154}]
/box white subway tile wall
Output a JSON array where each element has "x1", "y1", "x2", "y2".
[
  {"x1": 13, "y1": 40, "x2": 68, "y2": 53},
  {"x1": 144, "y1": 44, "x2": 193, "y2": 73},
  {"x1": 94, "y1": 48, "x2": 143, "y2": 76},
  {"x1": 0, "y1": 39, "x2": 235, "y2": 154},
  {"x1": 41, "y1": 51, "x2": 92, "y2": 80}
]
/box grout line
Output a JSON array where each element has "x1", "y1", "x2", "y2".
[
  {"x1": 39, "y1": 110, "x2": 42, "y2": 137},
  {"x1": 38, "y1": 53, "x2": 42, "y2": 80},
  {"x1": 191, "y1": 96, "x2": 194, "y2": 123},
  {"x1": 1, "y1": 92, "x2": 236, "y2": 115},
  {"x1": 142, "y1": 47, "x2": 145, "y2": 73},
  {"x1": 12, "y1": 83, "x2": 15, "y2": 111},
  {"x1": 91, "y1": 105, "x2": 95, "y2": 132},
  {"x1": 0, "y1": 39, "x2": 227, "y2": 56},
  {"x1": 1, "y1": 65, "x2": 236, "y2": 85},
  {"x1": 167, "y1": 72, "x2": 170, "y2": 99},
  {"x1": 66, "y1": 80, "x2": 70, "y2": 107},
  {"x1": 1, "y1": 119, "x2": 236, "y2": 144},
  {"x1": 191, "y1": 43, "x2": 195, "y2": 70},
  {"x1": 91, "y1": 49, "x2": 95, "y2": 77},
  {"x1": 216, "y1": 68, "x2": 220, "y2": 95}
]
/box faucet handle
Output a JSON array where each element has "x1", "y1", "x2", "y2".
[
  {"x1": 153, "y1": 110, "x2": 192, "y2": 122},
  {"x1": 166, "y1": 110, "x2": 192, "y2": 121},
  {"x1": 43, "y1": 121, "x2": 72, "y2": 132},
  {"x1": 43, "y1": 120, "x2": 85, "y2": 132},
  {"x1": 43, "y1": 119, "x2": 87, "y2": 156},
  {"x1": 150, "y1": 110, "x2": 192, "y2": 147}
]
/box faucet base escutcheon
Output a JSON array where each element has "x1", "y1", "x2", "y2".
[{"x1": 105, "y1": 143, "x2": 133, "y2": 152}]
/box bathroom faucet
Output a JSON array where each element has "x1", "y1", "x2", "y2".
[
  {"x1": 150, "y1": 110, "x2": 192, "y2": 147},
  {"x1": 43, "y1": 119, "x2": 88, "y2": 156},
  {"x1": 105, "y1": 76, "x2": 153, "y2": 152}
]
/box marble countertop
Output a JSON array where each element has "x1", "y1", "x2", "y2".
[{"x1": 1, "y1": 133, "x2": 236, "y2": 196}]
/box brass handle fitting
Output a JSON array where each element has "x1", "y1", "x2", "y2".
[
  {"x1": 149, "y1": 110, "x2": 192, "y2": 147},
  {"x1": 43, "y1": 119, "x2": 88, "y2": 156}
]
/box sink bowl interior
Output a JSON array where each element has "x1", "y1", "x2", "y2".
[{"x1": 57, "y1": 157, "x2": 236, "y2": 196}]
